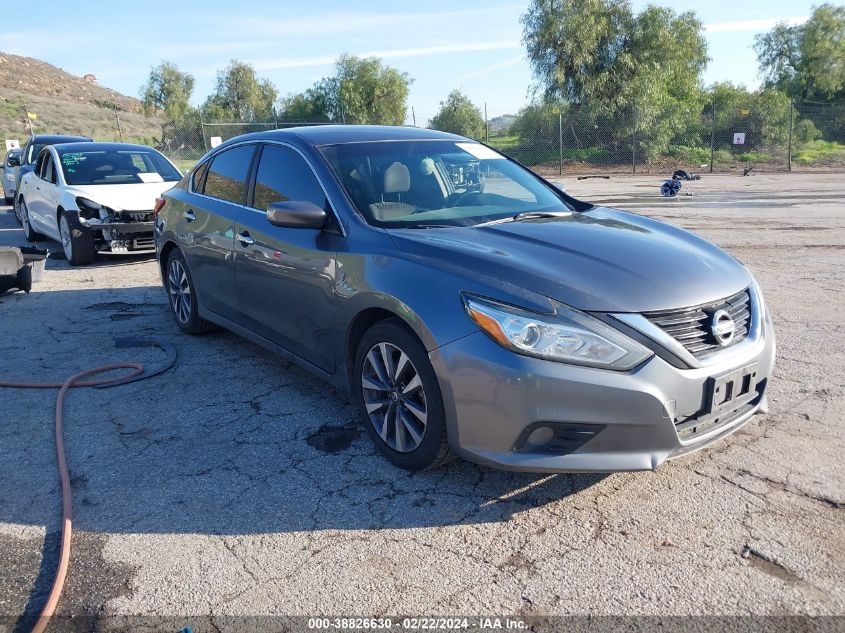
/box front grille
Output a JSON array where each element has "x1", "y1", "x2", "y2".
[{"x1": 643, "y1": 289, "x2": 751, "y2": 358}]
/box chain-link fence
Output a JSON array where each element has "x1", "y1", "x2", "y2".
[{"x1": 13, "y1": 99, "x2": 843, "y2": 176}]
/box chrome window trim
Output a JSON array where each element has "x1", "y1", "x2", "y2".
[
  {"x1": 187, "y1": 139, "x2": 347, "y2": 237},
  {"x1": 610, "y1": 282, "x2": 763, "y2": 370}
]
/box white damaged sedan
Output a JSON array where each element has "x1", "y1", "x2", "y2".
[{"x1": 18, "y1": 142, "x2": 182, "y2": 265}]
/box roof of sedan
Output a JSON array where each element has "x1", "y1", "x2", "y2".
[
  {"x1": 50, "y1": 142, "x2": 157, "y2": 152},
  {"x1": 30, "y1": 134, "x2": 93, "y2": 143},
  {"x1": 232, "y1": 124, "x2": 466, "y2": 146}
]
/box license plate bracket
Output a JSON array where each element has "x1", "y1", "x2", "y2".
[{"x1": 706, "y1": 363, "x2": 758, "y2": 415}]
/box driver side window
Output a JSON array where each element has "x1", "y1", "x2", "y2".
[
  {"x1": 41, "y1": 154, "x2": 56, "y2": 184},
  {"x1": 34, "y1": 152, "x2": 47, "y2": 179}
]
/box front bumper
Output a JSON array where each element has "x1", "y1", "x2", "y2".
[{"x1": 429, "y1": 314, "x2": 775, "y2": 473}]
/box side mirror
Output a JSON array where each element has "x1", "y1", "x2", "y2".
[
  {"x1": 266, "y1": 200, "x2": 327, "y2": 229},
  {"x1": 7, "y1": 156, "x2": 20, "y2": 167}
]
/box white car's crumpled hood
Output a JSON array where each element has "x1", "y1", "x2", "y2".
[{"x1": 68, "y1": 182, "x2": 177, "y2": 212}]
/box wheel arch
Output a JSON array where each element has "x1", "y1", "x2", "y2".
[
  {"x1": 344, "y1": 302, "x2": 437, "y2": 391},
  {"x1": 158, "y1": 239, "x2": 180, "y2": 280}
]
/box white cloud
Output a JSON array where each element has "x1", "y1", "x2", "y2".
[
  {"x1": 210, "y1": 5, "x2": 522, "y2": 39},
  {"x1": 451, "y1": 55, "x2": 525, "y2": 84},
  {"x1": 705, "y1": 16, "x2": 807, "y2": 33},
  {"x1": 251, "y1": 40, "x2": 521, "y2": 71}
]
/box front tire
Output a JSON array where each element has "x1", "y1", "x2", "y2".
[
  {"x1": 165, "y1": 248, "x2": 216, "y2": 335},
  {"x1": 20, "y1": 200, "x2": 46, "y2": 242},
  {"x1": 13, "y1": 197, "x2": 23, "y2": 225},
  {"x1": 353, "y1": 319, "x2": 451, "y2": 471},
  {"x1": 60, "y1": 211, "x2": 96, "y2": 266}
]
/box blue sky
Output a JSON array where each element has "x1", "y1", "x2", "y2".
[{"x1": 0, "y1": 1, "x2": 816, "y2": 120}]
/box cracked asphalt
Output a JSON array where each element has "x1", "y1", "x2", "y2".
[{"x1": 0, "y1": 172, "x2": 843, "y2": 629}]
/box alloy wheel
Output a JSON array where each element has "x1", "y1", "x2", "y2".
[
  {"x1": 60, "y1": 216, "x2": 73, "y2": 261},
  {"x1": 167, "y1": 258, "x2": 191, "y2": 324},
  {"x1": 21, "y1": 203, "x2": 31, "y2": 235},
  {"x1": 361, "y1": 342, "x2": 428, "y2": 452}
]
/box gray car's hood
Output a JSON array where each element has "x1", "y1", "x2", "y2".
[{"x1": 388, "y1": 207, "x2": 750, "y2": 313}]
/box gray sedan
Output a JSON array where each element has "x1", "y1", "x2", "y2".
[{"x1": 154, "y1": 126, "x2": 775, "y2": 472}]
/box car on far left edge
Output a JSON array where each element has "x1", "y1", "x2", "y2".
[
  {"x1": 2, "y1": 148, "x2": 22, "y2": 204},
  {"x1": 13, "y1": 134, "x2": 94, "y2": 223},
  {"x1": 18, "y1": 142, "x2": 182, "y2": 265}
]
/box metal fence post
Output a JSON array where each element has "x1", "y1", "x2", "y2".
[
  {"x1": 113, "y1": 104, "x2": 124, "y2": 142},
  {"x1": 485, "y1": 102, "x2": 489, "y2": 143},
  {"x1": 199, "y1": 114, "x2": 208, "y2": 152},
  {"x1": 710, "y1": 95, "x2": 715, "y2": 173},
  {"x1": 787, "y1": 100, "x2": 794, "y2": 172},
  {"x1": 558, "y1": 109, "x2": 563, "y2": 176},
  {"x1": 631, "y1": 105, "x2": 636, "y2": 174}
]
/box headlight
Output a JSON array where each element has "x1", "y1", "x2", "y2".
[
  {"x1": 75, "y1": 197, "x2": 110, "y2": 220},
  {"x1": 464, "y1": 295, "x2": 653, "y2": 370}
]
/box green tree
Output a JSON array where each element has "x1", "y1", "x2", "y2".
[
  {"x1": 202, "y1": 60, "x2": 278, "y2": 121},
  {"x1": 522, "y1": 0, "x2": 708, "y2": 161},
  {"x1": 330, "y1": 55, "x2": 412, "y2": 125},
  {"x1": 141, "y1": 61, "x2": 195, "y2": 121},
  {"x1": 428, "y1": 90, "x2": 486, "y2": 138},
  {"x1": 140, "y1": 61, "x2": 198, "y2": 150},
  {"x1": 281, "y1": 55, "x2": 412, "y2": 125},
  {"x1": 279, "y1": 87, "x2": 332, "y2": 122},
  {"x1": 755, "y1": 4, "x2": 845, "y2": 101}
]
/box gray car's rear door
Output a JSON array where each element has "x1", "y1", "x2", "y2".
[{"x1": 181, "y1": 143, "x2": 257, "y2": 321}]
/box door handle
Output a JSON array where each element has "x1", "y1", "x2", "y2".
[
  {"x1": 237, "y1": 231, "x2": 255, "y2": 247},
  {"x1": 184, "y1": 210, "x2": 196, "y2": 222}
]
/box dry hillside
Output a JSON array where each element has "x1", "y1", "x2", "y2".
[{"x1": 0, "y1": 52, "x2": 164, "y2": 144}]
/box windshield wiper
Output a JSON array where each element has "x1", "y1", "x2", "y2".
[{"x1": 474, "y1": 210, "x2": 572, "y2": 228}]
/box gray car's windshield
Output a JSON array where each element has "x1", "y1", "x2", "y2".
[
  {"x1": 320, "y1": 140, "x2": 570, "y2": 228},
  {"x1": 57, "y1": 148, "x2": 181, "y2": 186}
]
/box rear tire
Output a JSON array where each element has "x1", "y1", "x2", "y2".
[
  {"x1": 13, "y1": 197, "x2": 23, "y2": 225},
  {"x1": 353, "y1": 319, "x2": 452, "y2": 471},
  {"x1": 20, "y1": 200, "x2": 46, "y2": 242},
  {"x1": 60, "y1": 211, "x2": 96, "y2": 266},
  {"x1": 165, "y1": 248, "x2": 216, "y2": 335}
]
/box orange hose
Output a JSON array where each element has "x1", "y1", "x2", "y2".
[{"x1": 0, "y1": 362, "x2": 144, "y2": 633}]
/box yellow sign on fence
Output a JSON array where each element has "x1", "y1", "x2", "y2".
[{"x1": 26, "y1": 111, "x2": 37, "y2": 120}]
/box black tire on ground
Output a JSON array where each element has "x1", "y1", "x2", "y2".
[
  {"x1": 60, "y1": 211, "x2": 96, "y2": 266},
  {"x1": 20, "y1": 200, "x2": 46, "y2": 242},
  {"x1": 3, "y1": 196, "x2": 12, "y2": 206},
  {"x1": 353, "y1": 318, "x2": 452, "y2": 471},
  {"x1": 165, "y1": 248, "x2": 216, "y2": 335},
  {"x1": 13, "y1": 198, "x2": 23, "y2": 225}
]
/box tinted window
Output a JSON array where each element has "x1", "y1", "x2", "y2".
[
  {"x1": 192, "y1": 161, "x2": 209, "y2": 192},
  {"x1": 252, "y1": 144, "x2": 327, "y2": 211},
  {"x1": 26, "y1": 143, "x2": 46, "y2": 165},
  {"x1": 34, "y1": 151, "x2": 48, "y2": 177},
  {"x1": 203, "y1": 145, "x2": 255, "y2": 204},
  {"x1": 42, "y1": 154, "x2": 56, "y2": 184}
]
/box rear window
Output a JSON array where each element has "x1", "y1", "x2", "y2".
[{"x1": 202, "y1": 145, "x2": 255, "y2": 204}]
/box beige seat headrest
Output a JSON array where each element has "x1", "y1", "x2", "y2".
[{"x1": 384, "y1": 161, "x2": 410, "y2": 194}]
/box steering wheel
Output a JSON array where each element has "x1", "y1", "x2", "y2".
[{"x1": 450, "y1": 191, "x2": 485, "y2": 207}]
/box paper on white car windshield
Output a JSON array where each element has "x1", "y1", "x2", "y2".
[
  {"x1": 137, "y1": 172, "x2": 164, "y2": 183},
  {"x1": 456, "y1": 143, "x2": 504, "y2": 160}
]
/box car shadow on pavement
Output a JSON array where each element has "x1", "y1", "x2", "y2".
[{"x1": 1, "y1": 283, "x2": 607, "y2": 542}]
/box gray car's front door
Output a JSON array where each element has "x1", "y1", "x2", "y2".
[
  {"x1": 182, "y1": 143, "x2": 257, "y2": 321},
  {"x1": 233, "y1": 143, "x2": 339, "y2": 373}
]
